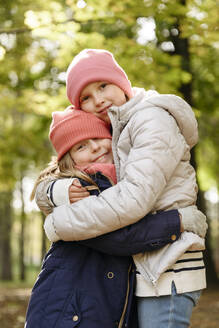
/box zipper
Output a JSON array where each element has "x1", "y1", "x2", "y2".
[
  {"x1": 108, "y1": 111, "x2": 120, "y2": 181},
  {"x1": 118, "y1": 264, "x2": 132, "y2": 328},
  {"x1": 136, "y1": 264, "x2": 159, "y2": 296}
]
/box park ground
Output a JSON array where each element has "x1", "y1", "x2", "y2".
[{"x1": 0, "y1": 284, "x2": 219, "y2": 327}]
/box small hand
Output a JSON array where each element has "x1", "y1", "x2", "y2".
[
  {"x1": 68, "y1": 179, "x2": 90, "y2": 203},
  {"x1": 178, "y1": 206, "x2": 208, "y2": 238}
]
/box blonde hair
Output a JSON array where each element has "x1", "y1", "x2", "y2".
[{"x1": 31, "y1": 152, "x2": 98, "y2": 201}]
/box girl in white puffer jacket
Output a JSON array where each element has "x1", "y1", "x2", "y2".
[{"x1": 39, "y1": 49, "x2": 207, "y2": 328}]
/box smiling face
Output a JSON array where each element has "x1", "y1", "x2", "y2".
[
  {"x1": 79, "y1": 82, "x2": 127, "y2": 124},
  {"x1": 69, "y1": 138, "x2": 113, "y2": 166}
]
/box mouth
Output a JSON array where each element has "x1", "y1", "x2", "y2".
[
  {"x1": 93, "y1": 153, "x2": 108, "y2": 163},
  {"x1": 98, "y1": 105, "x2": 112, "y2": 115}
]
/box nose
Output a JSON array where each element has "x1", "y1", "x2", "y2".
[
  {"x1": 93, "y1": 93, "x2": 104, "y2": 107},
  {"x1": 89, "y1": 140, "x2": 100, "y2": 151}
]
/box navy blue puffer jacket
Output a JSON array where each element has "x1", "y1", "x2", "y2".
[{"x1": 25, "y1": 173, "x2": 180, "y2": 328}]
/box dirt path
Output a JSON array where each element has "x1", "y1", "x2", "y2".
[{"x1": 0, "y1": 286, "x2": 218, "y2": 327}]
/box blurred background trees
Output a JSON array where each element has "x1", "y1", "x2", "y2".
[{"x1": 0, "y1": 0, "x2": 218, "y2": 285}]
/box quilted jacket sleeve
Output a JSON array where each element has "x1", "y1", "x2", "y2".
[
  {"x1": 37, "y1": 174, "x2": 181, "y2": 254},
  {"x1": 44, "y1": 107, "x2": 187, "y2": 241},
  {"x1": 35, "y1": 178, "x2": 56, "y2": 216},
  {"x1": 79, "y1": 210, "x2": 180, "y2": 256},
  {"x1": 35, "y1": 178, "x2": 75, "y2": 215}
]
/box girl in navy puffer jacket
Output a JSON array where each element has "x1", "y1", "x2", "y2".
[{"x1": 25, "y1": 109, "x2": 181, "y2": 328}]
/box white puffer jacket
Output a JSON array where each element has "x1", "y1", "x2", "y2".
[{"x1": 43, "y1": 88, "x2": 206, "y2": 296}]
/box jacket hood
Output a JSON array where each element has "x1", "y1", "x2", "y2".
[{"x1": 111, "y1": 88, "x2": 198, "y2": 149}]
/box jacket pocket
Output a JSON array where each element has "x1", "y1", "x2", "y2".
[
  {"x1": 55, "y1": 291, "x2": 81, "y2": 328},
  {"x1": 55, "y1": 290, "x2": 113, "y2": 328}
]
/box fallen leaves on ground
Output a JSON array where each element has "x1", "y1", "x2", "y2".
[
  {"x1": 0, "y1": 285, "x2": 218, "y2": 327},
  {"x1": 190, "y1": 285, "x2": 219, "y2": 328}
]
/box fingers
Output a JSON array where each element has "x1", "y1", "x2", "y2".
[
  {"x1": 68, "y1": 179, "x2": 90, "y2": 204},
  {"x1": 72, "y1": 179, "x2": 83, "y2": 188},
  {"x1": 69, "y1": 190, "x2": 90, "y2": 203},
  {"x1": 69, "y1": 180, "x2": 90, "y2": 194},
  {"x1": 69, "y1": 196, "x2": 89, "y2": 203},
  {"x1": 69, "y1": 188, "x2": 90, "y2": 196}
]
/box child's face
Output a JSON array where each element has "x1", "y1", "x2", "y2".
[
  {"x1": 79, "y1": 82, "x2": 127, "y2": 124},
  {"x1": 70, "y1": 138, "x2": 113, "y2": 166}
]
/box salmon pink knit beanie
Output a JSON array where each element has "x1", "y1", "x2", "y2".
[
  {"x1": 49, "y1": 108, "x2": 112, "y2": 160},
  {"x1": 66, "y1": 49, "x2": 133, "y2": 108}
]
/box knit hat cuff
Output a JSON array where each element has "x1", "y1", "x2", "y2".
[
  {"x1": 49, "y1": 111, "x2": 111, "y2": 160},
  {"x1": 66, "y1": 49, "x2": 134, "y2": 108}
]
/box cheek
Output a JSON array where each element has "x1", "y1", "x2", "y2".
[
  {"x1": 70, "y1": 153, "x2": 78, "y2": 164},
  {"x1": 117, "y1": 93, "x2": 127, "y2": 105},
  {"x1": 107, "y1": 149, "x2": 114, "y2": 164},
  {"x1": 73, "y1": 154, "x2": 85, "y2": 165},
  {"x1": 81, "y1": 101, "x2": 95, "y2": 113},
  {"x1": 70, "y1": 150, "x2": 83, "y2": 165},
  {"x1": 105, "y1": 140, "x2": 112, "y2": 151}
]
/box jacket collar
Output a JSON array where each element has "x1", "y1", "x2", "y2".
[
  {"x1": 108, "y1": 87, "x2": 198, "y2": 149},
  {"x1": 109, "y1": 88, "x2": 158, "y2": 126}
]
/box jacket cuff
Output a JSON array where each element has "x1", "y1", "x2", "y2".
[
  {"x1": 44, "y1": 213, "x2": 60, "y2": 242},
  {"x1": 167, "y1": 210, "x2": 181, "y2": 242},
  {"x1": 52, "y1": 178, "x2": 75, "y2": 206}
]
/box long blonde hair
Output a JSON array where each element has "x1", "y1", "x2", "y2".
[{"x1": 31, "y1": 152, "x2": 98, "y2": 201}]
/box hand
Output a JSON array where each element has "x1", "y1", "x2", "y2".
[
  {"x1": 178, "y1": 205, "x2": 208, "y2": 238},
  {"x1": 68, "y1": 179, "x2": 90, "y2": 203}
]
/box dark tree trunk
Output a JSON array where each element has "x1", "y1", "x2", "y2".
[
  {"x1": 19, "y1": 178, "x2": 26, "y2": 281},
  {"x1": 170, "y1": 0, "x2": 218, "y2": 283},
  {"x1": 196, "y1": 186, "x2": 218, "y2": 284},
  {"x1": 0, "y1": 191, "x2": 13, "y2": 280}
]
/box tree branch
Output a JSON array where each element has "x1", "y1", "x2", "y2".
[{"x1": 0, "y1": 18, "x2": 81, "y2": 35}]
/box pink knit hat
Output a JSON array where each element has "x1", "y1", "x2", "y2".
[
  {"x1": 49, "y1": 108, "x2": 112, "y2": 160},
  {"x1": 66, "y1": 49, "x2": 133, "y2": 108}
]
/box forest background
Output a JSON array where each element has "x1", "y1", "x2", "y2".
[{"x1": 0, "y1": 0, "x2": 218, "y2": 327}]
